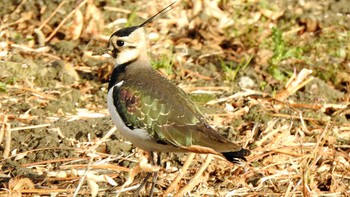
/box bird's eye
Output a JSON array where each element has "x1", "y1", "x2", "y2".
[{"x1": 116, "y1": 40, "x2": 124, "y2": 47}]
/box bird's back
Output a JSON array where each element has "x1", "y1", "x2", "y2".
[{"x1": 111, "y1": 60, "x2": 244, "y2": 155}]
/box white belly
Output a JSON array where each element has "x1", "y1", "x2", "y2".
[{"x1": 107, "y1": 84, "x2": 181, "y2": 152}]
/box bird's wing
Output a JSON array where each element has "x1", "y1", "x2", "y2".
[{"x1": 113, "y1": 68, "x2": 241, "y2": 153}]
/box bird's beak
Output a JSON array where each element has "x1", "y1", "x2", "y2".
[
  {"x1": 106, "y1": 40, "x2": 118, "y2": 58},
  {"x1": 109, "y1": 47, "x2": 119, "y2": 58},
  {"x1": 91, "y1": 47, "x2": 111, "y2": 56}
]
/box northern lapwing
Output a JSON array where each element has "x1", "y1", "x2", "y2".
[{"x1": 106, "y1": 2, "x2": 251, "y2": 196}]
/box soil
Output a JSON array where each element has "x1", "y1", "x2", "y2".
[{"x1": 0, "y1": 0, "x2": 349, "y2": 196}]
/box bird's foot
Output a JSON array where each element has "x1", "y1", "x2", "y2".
[{"x1": 116, "y1": 153, "x2": 159, "y2": 197}]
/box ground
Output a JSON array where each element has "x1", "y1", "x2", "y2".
[{"x1": 0, "y1": 0, "x2": 349, "y2": 196}]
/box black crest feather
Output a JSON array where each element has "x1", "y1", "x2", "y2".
[
  {"x1": 112, "y1": 26, "x2": 139, "y2": 37},
  {"x1": 111, "y1": 1, "x2": 176, "y2": 37}
]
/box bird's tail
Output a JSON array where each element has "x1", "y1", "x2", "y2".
[{"x1": 222, "y1": 148, "x2": 251, "y2": 164}]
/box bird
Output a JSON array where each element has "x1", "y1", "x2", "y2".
[{"x1": 106, "y1": 2, "x2": 251, "y2": 196}]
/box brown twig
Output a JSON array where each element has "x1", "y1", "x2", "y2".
[
  {"x1": 0, "y1": 115, "x2": 7, "y2": 145},
  {"x1": 11, "y1": 124, "x2": 51, "y2": 132},
  {"x1": 9, "y1": 85, "x2": 56, "y2": 100},
  {"x1": 3, "y1": 123, "x2": 11, "y2": 158},
  {"x1": 45, "y1": 0, "x2": 88, "y2": 42},
  {"x1": 174, "y1": 154, "x2": 213, "y2": 196},
  {"x1": 10, "y1": 44, "x2": 61, "y2": 59},
  {"x1": 38, "y1": 0, "x2": 67, "y2": 30},
  {"x1": 163, "y1": 153, "x2": 196, "y2": 196}
]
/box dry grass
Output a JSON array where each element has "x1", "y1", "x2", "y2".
[{"x1": 0, "y1": 0, "x2": 349, "y2": 196}]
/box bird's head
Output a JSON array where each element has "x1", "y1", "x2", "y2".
[
  {"x1": 108, "y1": 1, "x2": 176, "y2": 65},
  {"x1": 108, "y1": 26, "x2": 147, "y2": 65}
]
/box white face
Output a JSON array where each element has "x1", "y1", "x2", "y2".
[{"x1": 108, "y1": 28, "x2": 147, "y2": 65}]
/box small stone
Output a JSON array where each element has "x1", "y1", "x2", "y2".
[{"x1": 238, "y1": 76, "x2": 255, "y2": 89}]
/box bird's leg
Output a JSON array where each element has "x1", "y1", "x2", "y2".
[
  {"x1": 149, "y1": 152, "x2": 161, "y2": 196},
  {"x1": 134, "y1": 172, "x2": 152, "y2": 196},
  {"x1": 134, "y1": 151, "x2": 159, "y2": 197}
]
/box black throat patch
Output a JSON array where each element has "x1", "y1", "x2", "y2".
[{"x1": 108, "y1": 62, "x2": 128, "y2": 91}]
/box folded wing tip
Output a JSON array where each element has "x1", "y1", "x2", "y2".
[{"x1": 222, "y1": 148, "x2": 251, "y2": 164}]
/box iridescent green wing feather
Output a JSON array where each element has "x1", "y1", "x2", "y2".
[{"x1": 114, "y1": 67, "x2": 239, "y2": 151}]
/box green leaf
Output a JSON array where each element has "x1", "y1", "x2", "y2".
[{"x1": 0, "y1": 82, "x2": 7, "y2": 92}]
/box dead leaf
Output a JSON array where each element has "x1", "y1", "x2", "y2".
[
  {"x1": 9, "y1": 177, "x2": 35, "y2": 191},
  {"x1": 85, "y1": 2, "x2": 104, "y2": 36},
  {"x1": 70, "y1": 9, "x2": 84, "y2": 40},
  {"x1": 87, "y1": 179, "x2": 99, "y2": 197}
]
